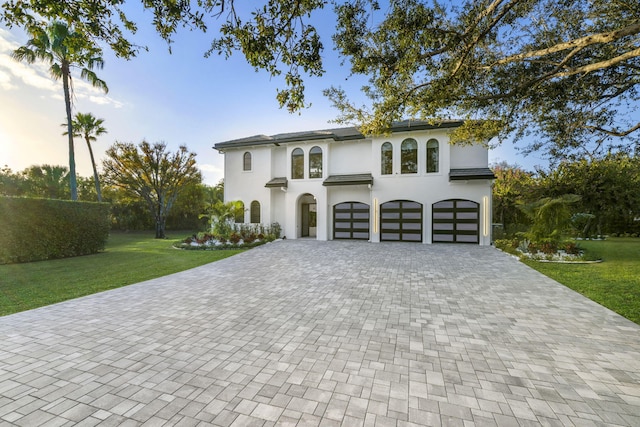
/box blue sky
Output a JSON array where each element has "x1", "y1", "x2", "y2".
[{"x1": 0, "y1": 5, "x2": 547, "y2": 185}]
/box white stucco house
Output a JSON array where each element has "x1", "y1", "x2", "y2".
[{"x1": 213, "y1": 120, "x2": 495, "y2": 245}]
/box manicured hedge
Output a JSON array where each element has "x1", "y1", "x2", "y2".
[{"x1": 0, "y1": 197, "x2": 111, "y2": 264}]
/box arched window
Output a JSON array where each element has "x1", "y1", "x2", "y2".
[
  {"x1": 234, "y1": 201, "x2": 245, "y2": 223},
  {"x1": 401, "y1": 138, "x2": 417, "y2": 174},
  {"x1": 291, "y1": 148, "x2": 304, "y2": 179},
  {"x1": 250, "y1": 201, "x2": 260, "y2": 224},
  {"x1": 426, "y1": 139, "x2": 439, "y2": 173},
  {"x1": 381, "y1": 142, "x2": 393, "y2": 175},
  {"x1": 243, "y1": 152, "x2": 252, "y2": 171},
  {"x1": 309, "y1": 146, "x2": 323, "y2": 178}
]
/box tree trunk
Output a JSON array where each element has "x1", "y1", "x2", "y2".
[
  {"x1": 155, "y1": 203, "x2": 165, "y2": 239},
  {"x1": 62, "y1": 62, "x2": 77, "y2": 201},
  {"x1": 85, "y1": 137, "x2": 102, "y2": 202}
]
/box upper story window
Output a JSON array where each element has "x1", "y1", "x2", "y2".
[
  {"x1": 243, "y1": 152, "x2": 252, "y2": 171},
  {"x1": 381, "y1": 142, "x2": 393, "y2": 175},
  {"x1": 427, "y1": 139, "x2": 439, "y2": 173},
  {"x1": 291, "y1": 148, "x2": 304, "y2": 179},
  {"x1": 309, "y1": 146, "x2": 323, "y2": 178},
  {"x1": 250, "y1": 201, "x2": 260, "y2": 224},
  {"x1": 401, "y1": 138, "x2": 418, "y2": 174}
]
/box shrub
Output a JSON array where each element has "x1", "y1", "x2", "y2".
[{"x1": 0, "y1": 196, "x2": 111, "y2": 264}]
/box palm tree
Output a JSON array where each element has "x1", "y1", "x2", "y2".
[
  {"x1": 24, "y1": 165, "x2": 70, "y2": 199},
  {"x1": 63, "y1": 113, "x2": 107, "y2": 201},
  {"x1": 13, "y1": 21, "x2": 108, "y2": 201}
]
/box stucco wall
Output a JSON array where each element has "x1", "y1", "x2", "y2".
[{"x1": 220, "y1": 127, "x2": 493, "y2": 245}]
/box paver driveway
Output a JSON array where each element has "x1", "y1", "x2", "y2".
[{"x1": 1, "y1": 240, "x2": 639, "y2": 426}]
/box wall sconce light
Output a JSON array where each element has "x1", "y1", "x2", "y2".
[{"x1": 482, "y1": 196, "x2": 490, "y2": 237}]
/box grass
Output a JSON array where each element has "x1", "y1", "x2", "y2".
[
  {"x1": 523, "y1": 237, "x2": 640, "y2": 325},
  {"x1": 0, "y1": 231, "x2": 245, "y2": 316}
]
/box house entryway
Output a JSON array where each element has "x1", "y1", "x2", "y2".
[
  {"x1": 333, "y1": 202, "x2": 370, "y2": 240},
  {"x1": 432, "y1": 199, "x2": 480, "y2": 243},
  {"x1": 380, "y1": 200, "x2": 423, "y2": 242},
  {"x1": 300, "y1": 193, "x2": 317, "y2": 238}
]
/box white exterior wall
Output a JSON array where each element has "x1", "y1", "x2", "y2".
[
  {"x1": 450, "y1": 143, "x2": 489, "y2": 168},
  {"x1": 220, "y1": 127, "x2": 493, "y2": 245},
  {"x1": 223, "y1": 146, "x2": 273, "y2": 224}
]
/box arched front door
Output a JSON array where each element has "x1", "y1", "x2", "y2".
[{"x1": 299, "y1": 193, "x2": 317, "y2": 238}]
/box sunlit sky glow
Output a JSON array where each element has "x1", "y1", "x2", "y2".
[{"x1": 0, "y1": 6, "x2": 546, "y2": 185}]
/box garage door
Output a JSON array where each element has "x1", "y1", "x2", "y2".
[
  {"x1": 333, "y1": 202, "x2": 370, "y2": 240},
  {"x1": 432, "y1": 199, "x2": 479, "y2": 243},
  {"x1": 380, "y1": 200, "x2": 423, "y2": 242}
]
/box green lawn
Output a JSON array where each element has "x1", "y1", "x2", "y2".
[
  {"x1": 523, "y1": 237, "x2": 640, "y2": 325},
  {"x1": 0, "y1": 232, "x2": 244, "y2": 316}
]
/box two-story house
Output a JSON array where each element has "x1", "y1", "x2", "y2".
[{"x1": 213, "y1": 120, "x2": 495, "y2": 245}]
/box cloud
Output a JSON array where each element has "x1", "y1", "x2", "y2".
[
  {"x1": 0, "y1": 28, "x2": 125, "y2": 109},
  {"x1": 199, "y1": 163, "x2": 223, "y2": 174},
  {"x1": 0, "y1": 69, "x2": 17, "y2": 90}
]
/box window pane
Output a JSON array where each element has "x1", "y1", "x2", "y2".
[
  {"x1": 433, "y1": 223, "x2": 454, "y2": 230},
  {"x1": 433, "y1": 212, "x2": 454, "y2": 219},
  {"x1": 401, "y1": 139, "x2": 417, "y2": 174},
  {"x1": 381, "y1": 142, "x2": 393, "y2": 175},
  {"x1": 457, "y1": 223, "x2": 478, "y2": 231},
  {"x1": 457, "y1": 201, "x2": 478, "y2": 209},
  {"x1": 434, "y1": 201, "x2": 454, "y2": 209},
  {"x1": 426, "y1": 139, "x2": 438, "y2": 173},
  {"x1": 457, "y1": 212, "x2": 478, "y2": 220},
  {"x1": 250, "y1": 201, "x2": 260, "y2": 224},
  {"x1": 309, "y1": 146, "x2": 322, "y2": 178},
  {"x1": 243, "y1": 152, "x2": 252, "y2": 171},
  {"x1": 403, "y1": 234, "x2": 421, "y2": 241},
  {"x1": 433, "y1": 234, "x2": 454, "y2": 242},
  {"x1": 291, "y1": 148, "x2": 304, "y2": 179}
]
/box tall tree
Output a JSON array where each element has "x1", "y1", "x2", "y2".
[
  {"x1": 63, "y1": 113, "x2": 107, "y2": 202},
  {"x1": 4, "y1": 1, "x2": 639, "y2": 159},
  {"x1": 491, "y1": 163, "x2": 537, "y2": 234},
  {"x1": 12, "y1": 21, "x2": 108, "y2": 200},
  {"x1": 327, "y1": 0, "x2": 640, "y2": 160},
  {"x1": 102, "y1": 141, "x2": 202, "y2": 238}
]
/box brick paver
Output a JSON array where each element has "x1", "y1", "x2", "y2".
[{"x1": 1, "y1": 240, "x2": 639, "y2": 426}]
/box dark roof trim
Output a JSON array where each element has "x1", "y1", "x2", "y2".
[
  {"x1": 265, "y1": 177, "x2": 288, "y2": 188},
  {"x1": 214, "y1": 119, "x2": 465, "y2": 150},
  {"x1": 449, "y1": 168, "x2": 496, "y2": 181},
  {"x1": 323, "y1": 173, "x2": 374, "y2": 187}
]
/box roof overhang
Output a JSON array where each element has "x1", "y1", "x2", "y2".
[
  {"x1": 213, "y1": 119, "x2": 466, "y2": 151},
  {"x1": 265, "y1": 177, "x2": 288, "y2": 188},
  {"x1": 323, "y1": 173, "x2": 374, "y2": 187},
  {"x1": 449, "y1": 168, "x2": 496, "y2": 181}
]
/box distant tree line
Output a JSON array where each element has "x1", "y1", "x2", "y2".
[
  {"x1": 493, "y1": 153, "x2": 640, "y2": 238},
  {"x1": 0, "y1": 146, "x2": 224, "y2": 237}
]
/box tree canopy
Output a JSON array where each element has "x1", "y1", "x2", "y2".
[
  {"x1": 3, "y1": 0, "x2": 639, "y2": 160},
  {"x1": 102, "y1": 141, "x2": 201, "y2": 238}
]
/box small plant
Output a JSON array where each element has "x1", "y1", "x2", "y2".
[{"x1": 539, "y1": 241, "x2": 557, "y2": 255}]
